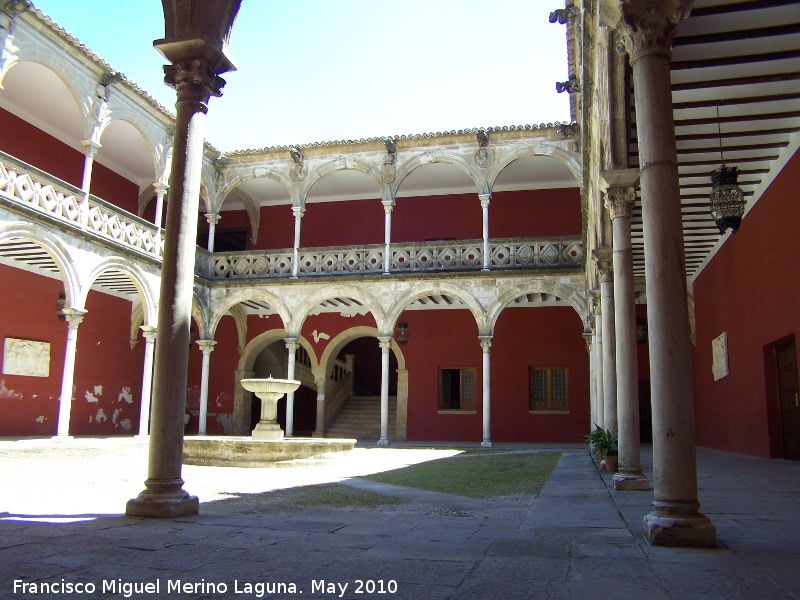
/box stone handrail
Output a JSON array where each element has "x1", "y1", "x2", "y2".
[
  {"x1": 213, "y1": 237, "x2": 583, "y2": 279},
  {"x1": 324, "y1": 371, "x2": 353, "y2": 432},
  {"x1": 0, "y1": 150, "x2": 162, "y2": 259}
]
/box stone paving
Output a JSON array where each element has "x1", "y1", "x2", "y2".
[{"x1": 1, "y1": 437, "x2": 799, "y2": 599}]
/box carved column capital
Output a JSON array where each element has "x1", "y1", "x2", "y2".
[
  {"x1": 292, "y1": 206, "x2": 306, "y2": 219},
  {"x1": 204, "y1": 212, "x2": 222, "y2": 226},
  {"x1": 593, "y1": 247, "x2": 614, "y2": 282},
  {"x1": 62, "y1": 308, "x2": 87, "y2": 328},
  {"x1": 196, "y1": 339, "x2": 217, "y2": 355},
  {"x1": 0, "y1": 0, "x2": 31, "y2": 32},
  {"x1": 284, "y1": 337, "x2": 299, "y2": 353},
  {"x1": 479, "y1": 335, "x2": 493, "y2": 351},
  {"x1": 140, "y1": 325, "x2": 158, "y2": 343},
  {"x1": 604, "y1": 186, "x2": 636, "y2": 220},
  {"x1": 163, "y1": 59, "x2": 227, "y2": 109},
  {"x1": 313, "y1": 371, "x2": 327, "y2": 390},
  {"x1": 382, "y1": 199, "x2": 395, "y2": 214},
  {"x1": 617, "y1": 0, "x2": 684, "y2": 64},
  {"x1": 153, "y1": 182, "x2": 169, "y2": 196},
  {"x1": 81, "y1": 140, "x2": 102, "y2": 157},
  {"x1": 479, "y1": 193, "x2": 491, "y2": 209},
  {"x1": 378, "y1": 336, "x2": 392, "y2": 352}
]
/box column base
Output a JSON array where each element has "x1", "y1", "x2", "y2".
[
  {"x1": 126, "y1": 478, "x2": 199, "y2": 519},
  {"x1": 613, "y1": 469, "x2": 650, "y2": 491},
  {"x1": 644, "y1": 506, "x2": 717, "y2": 548},
  {"x1": 312, "y1": 430, "x2": 325, "y2": 438},
  {"x1": 481, "y1": 440, "x2": 493, "y2": 448},
  {"x1": 51, "y1": 435, "x2": 73, "y2": 442},
  {"x1": 377, "y1": 438, "x2": 389, "y2": 446},
  {"x1": 252, "y1": 422, "x2": 284, "y2": 441}
]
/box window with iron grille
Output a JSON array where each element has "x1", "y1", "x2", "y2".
[
  {"x1": 529, "y1": 367, "x2": 569, "y2": 412},
  {"x1": 439, "y1": 368, "x2": 477, "y2": 411}
]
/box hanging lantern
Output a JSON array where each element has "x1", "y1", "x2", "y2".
[
  {"x1": 709, "y1": 106, "x2": 746, "y2": 235},
  {"x1": 56, "y1": 292, "x2": 67, "y2": 321},
  {"x1": 394, "y1": 321, "x2": 409, "y2": 345},
  {"x1": 709, "y1": 165, "x2": 746, "y2": 234}
]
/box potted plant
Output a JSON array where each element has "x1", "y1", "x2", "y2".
[
  {"x1": 596, "y1": 428, "x2": 618, "y2": 473},
  {"x1": 585, "y1": 425, "x2": 605, "y2": 460}
]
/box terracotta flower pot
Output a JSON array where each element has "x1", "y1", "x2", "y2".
[{"x1": 604, "y1": 454, "x2": 618, "y2": 473}]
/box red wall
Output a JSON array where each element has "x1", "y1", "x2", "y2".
[
  {"x1": 0, "y1": 264, "x2": 145, "y2": 436},
  {"x1": 399, "y1": 305, "x2": 588, "y2": 443},
  {"x1": 0, "y1": 107, "x2": 139, "y2": 211},
  {"x1": 247, "y1": 188, "x2": 581, "y2": 251},
  {"x1": 692, "y1": 150, "x2": 800, "y2": 457},
  {"x1": 0, "y1": 265, "x2": 65, "y2": 435}
]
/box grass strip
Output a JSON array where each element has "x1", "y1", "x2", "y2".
[
  {"x1": 365, "y1": 451, "x2": 560, "y2": 499},
  {"x1": 220, "y1": 483, "x2": 407, "y2": 509}
]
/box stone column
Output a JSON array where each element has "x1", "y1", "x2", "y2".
[
  {"x1": 603, "y1": 171, "x2": 649, "y2": 491},
  {"x1": 291, "y1": 206, "x2": 305, "y2": 279},
  {"x1": 127, "y1": 5, "x2": 239, "y2": 518},
  {"x1": 479, "y1": 335, "x2": 492, "y2": 447},
  {"x1": 153, "y1": 182, "x2": 167, "y2": 258},
  {"x1": 284, "y1": 338, "x2": 299, "y2": 437},
  {"x1": 479, "y1": 193, "x2": 491, "y2": 271},
  {"x1": 312, "y1": 371, "x2": 326, "y2": 438},
  {"x1": 204, "y1": 213, "x2": 221, "y2": 252},
  {"x1": 396, "y1": 368, "x2": 408, "y2": 441},
  {"x1": 382, "y1": 199, "x2": 394, "y2": 274},
  {"x1": 594, "y1": 249, "x2": 617, "y2": 434},
  {"x1": 378, "y1": 336, "x2": 392, "y2": 446},
  {"x1": 55, "y1": 309, "x2": 86, "y2": 438},
  {"x1": 137, "y1": 326, "x2": 157, "y2": 437},
  {"x1": 583, "y1": 327, "x2": 596, "y2": 430},
  {"x1": 618, "y1": 0, "x2": 716, "y2": 546},
  {"x1": 593, "y1": 301, "x2": 605, "y2": 430},
  {"x1": 196, "y1": 340, "x2": 217, "y2": 435},
  {"x1": 233, "y1": 369, "x2": 254, "y2": 435},
  {"x1": 80, "y1": 141, "x2": 101, "y2": 194}
]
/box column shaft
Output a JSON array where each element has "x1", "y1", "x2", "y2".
[
  {"x1": 138, "y1": 326, "x2": 157, "y2": 436},
  {"x1": 313, "y1": 372, "x2": 326, "y2": 438},
  {"x1": 378, "y1": 337, "x2": 391, "y2": 446},
  {"x1": 594, "y1": 312, "x2": 605, "y2": 429},
  {"x1": 480, "y1": 336, "x2": 492, "y2": 447},
  {"x1": 285, "y1": 339, "x2": 298, "y2": 436},
  {"x1": 619, "y1": 3, "x2": 716, "y2": 545},
  {"x1": 291, "y1": 207, "x2": 304, "y2": 278},
  {"x1": 196, "y1": 340, "x2": 217, "y2": 435},
  {"x1": 480, "y1": 194, "x2": 491, "y2": 271},
  {"x1": 383, "y1": 200, "x2": 393, "y2": 274},
  {"x1": 56, "y1": 310, "x2": 85, "y2": 437}
]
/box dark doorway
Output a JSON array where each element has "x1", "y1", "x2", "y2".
[{"x1": 775, "y1": 337, "x2": 800, "y2": 460}]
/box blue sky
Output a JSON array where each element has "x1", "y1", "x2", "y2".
[{"x1": 33, "y1": 1, "x2": 571, "y2": 152}]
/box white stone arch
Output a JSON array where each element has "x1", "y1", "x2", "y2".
[
  {"x1": 487, "y1": 144, "x2": 582, "y2": 189},
  {"x1": 319, "y1": 326, "x2": 406, "y2": 376},
  {"x1": 238, "y1": 328, "x2": 317, "y2": 373},
  {"x1": 0, "y1": 222, "x2": 81, "y2": 307},
  {"x1": 0, "y1": 50, "x2": 89, "y2": 143},
  {"x1": 226, "y1": 304, "x2": 249, "y2": 354},
  {"x1": 393, "y1": 152, "x2": 488, "y2": 197},
  {"x1": 386, "y1": 282, "x2": 489, "y2": 335},
  {"x1": 208, "y1": 289, "x2": 292, "y2": 339},
  {"x1": 95, "y1": 109, "x2": 160, "y2": 182},
  {"x1": 290, "y1": 285, "x2": 385, "y2": 337},
  {"x1": 191, "y1": 290, "x2": 211, "y2": 340},
  {"x1": 220, "y1": 167, "x2": 294, "y2": 203},
  {"x1": 487, "y1": 280, "x2": 587, "y2": 335},
  {"x1": 80, "y1": 257, "x2": 158, "y2": 325},
  {"x1": 299, "y1": 157, "x2": 386, "y2": 206}
]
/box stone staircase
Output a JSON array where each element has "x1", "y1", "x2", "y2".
[{"x1": 326, "y1": 395, "x2": 396, "y2": 441}]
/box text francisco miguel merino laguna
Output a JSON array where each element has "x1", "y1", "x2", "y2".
[{"x1": 13, "y1": 578, "x2": 400, "y2": 597}]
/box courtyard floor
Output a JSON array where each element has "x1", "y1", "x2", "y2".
[{"x1": 0, "y1": 437, "x2": 799, "y2": 599}]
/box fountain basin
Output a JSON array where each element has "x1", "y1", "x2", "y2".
[
  {"x1": 183, "y1": 436, "x2": 356, "y2": 467},
  {"x1": 241, "y1": 377, "x2": 300, "y2": 441}
]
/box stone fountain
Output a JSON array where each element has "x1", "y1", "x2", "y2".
[
  {"x1": 241, "y1": 377, "x2": 300, "y2": 441},
  {"x1": 182, "y1": 376, "x2": 356, "y2": 467}
]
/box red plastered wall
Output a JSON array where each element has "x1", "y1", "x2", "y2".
[
  {"x1": 692, "y1": 150, "x2": 800, "y2": 457},
  {"x1": 1, "y1": 107, "x2": 83, "y2": 188},
  {"x1": 68, "y1": 291, "x2": 144, "y2": 436},
  {"x1": 0, "y1": 107, "x2": 139, "y2": 212},
  {"x1": 185, "y1": 314, "x2": 240, "y2": 435},
  {"x1": 491, "y1": 305, "x2": 589, "y2": 442},
  {"x1": 402, "y1": 305, "x2": 588, "y2": 443},
  {"x1": 0, "y1": 264, "x2": 64, "y2": 436},
  {"x1": 247, "y1": 188, "x2": 581, "y2": 250}
]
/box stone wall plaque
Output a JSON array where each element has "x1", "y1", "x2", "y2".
[
  {"x1": 711, "y1": 332, "x2": 728, "y2": 381},
  {"x1": 3, "y1": 338, "x2": 51, "y2": 377}
]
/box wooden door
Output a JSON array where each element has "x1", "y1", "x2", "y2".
[{"x1": 776, "y1": 338, "x2": 800, "y2": 460}]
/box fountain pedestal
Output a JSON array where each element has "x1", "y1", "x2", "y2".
[{"x1": 241, "y1": 378, "x2": 300, "y2": 441}]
